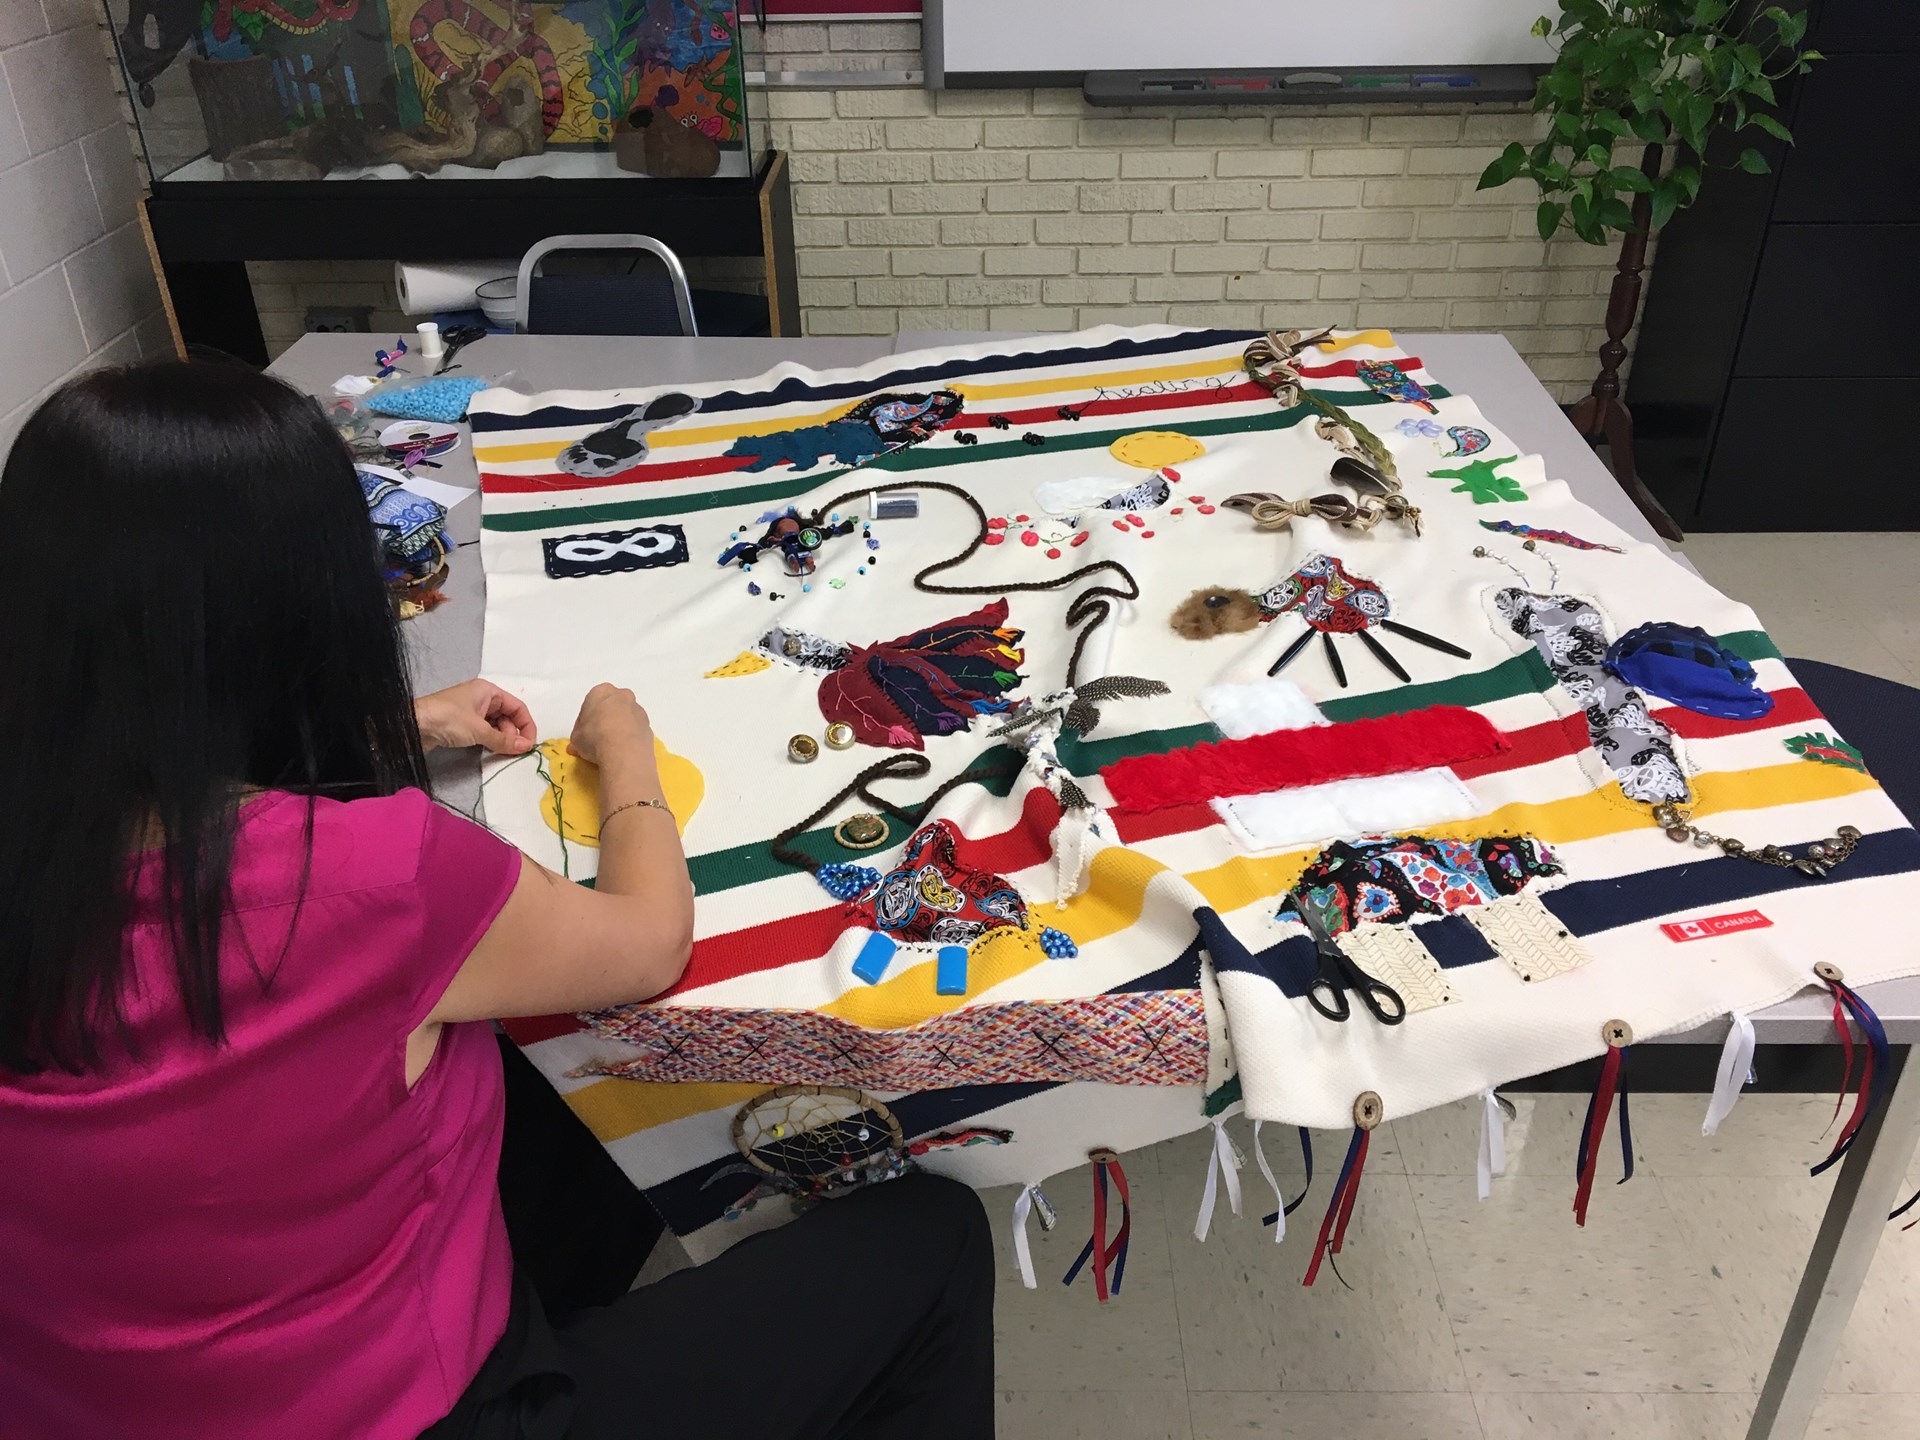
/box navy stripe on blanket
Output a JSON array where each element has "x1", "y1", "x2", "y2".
[
  {"x1": 1200, "y1": 827, "x2": 1920, "y2": 998},
  {"x1": 470, "y1": 328, "x2": 1262, "y2": 431}
]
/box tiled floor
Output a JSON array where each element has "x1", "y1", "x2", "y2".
[
  {"x1": 982, "y1": 534, "x2": 1920, "y2": 1440},
  {"x1": 636, "y1": 534, "x2": 1920, "y2": 1438}
]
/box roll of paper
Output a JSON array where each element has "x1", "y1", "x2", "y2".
[{"x1": 394, "y1": 260, "x2": 516, "y2": 316}]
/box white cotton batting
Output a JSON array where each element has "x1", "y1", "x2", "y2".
[
  {"x1": 1211, "y1": 769, "x2": 1487, "y2": 852},
  {"x1": 1197, "y1": 677, "x2": 1327, "y2": 739}
]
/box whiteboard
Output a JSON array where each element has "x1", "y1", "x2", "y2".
[{"x1": 926, "y1": 0, "x2": 1555, "y2": 80}]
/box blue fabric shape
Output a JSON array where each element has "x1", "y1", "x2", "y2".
[
  {"x1": 1603, "y1": 621, "x2": 1775, "y2": 721},
  {"x1": 366, "y1": 376, "x2": 490, "y2": 423},
  {"x1": 357, "y1": 468, "x2": 445, "y2": 558}
]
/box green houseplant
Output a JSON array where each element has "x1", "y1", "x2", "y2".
[{"x1": 1475, "y1": 0, "x2": 1821, "y2": 538}]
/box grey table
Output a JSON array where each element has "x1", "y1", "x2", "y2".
[{"x1": 275, "y1": 329, "x2": 1917, "y2": 1440}]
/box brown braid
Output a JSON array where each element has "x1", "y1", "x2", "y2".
[
  {"x1": 802, "y1": 477, "x2": 1138, "y2": 688},
  {"x1": 769, "y1": 749, "x2": 1023, "y2": 874}
]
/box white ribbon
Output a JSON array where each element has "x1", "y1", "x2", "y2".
[
  {"x1": 1193, "y1": 1116, "x2": 1244, "y2": 1241},
  {"x1": 1011, "y1": 1184, "x2": 1039, "y2": 1289},
  {"x1": 1703, "y1": 1011, "x2": 1758, "y2": 1136},
  {"x1": 1252, "y1": 1119, "x2": 1286, "y2": 1243},
  {"x1": 1477, "y1": 1089, "x2": 1508, "y2": 1200}
]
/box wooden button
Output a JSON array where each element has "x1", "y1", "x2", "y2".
[
  {"x1": 1087, "y1": 1147, "x2": 1119, "y2": 1164},
  {"x1": 1352, "y1": 1091, "x2": 1383, "y2": 1129},
  {"x1": 1814, "y1": 961, "x2": 1845, "y2": 984},
  {"x1": 1601, "y1": 1018, "x2": 1634, "y2": 1047}
]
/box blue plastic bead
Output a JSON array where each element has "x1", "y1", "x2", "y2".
[
  {"x1": 857, "y1": 566, "x2": 866, "y2": 576},
  {"x1": 817, "y1": 863, "x2": 880, "y2": 902},
  {"x1": 866, "y1": 538, "x2": 879, "y2": 550},
  {"x1": 747, "y1": 582, "x2": 761, "y2": 596},
  {"x1": 1039, "y1": 926, "x2": 1078, "y2": 959},
  {"x1": 364, "y1": 376, "x2": 489, "y2": 423},
  {"x1": 935, "y1": 945, "x2": 969, "y2": 996},
  {"x1": 851, "y1": 932, "x2": 897, "y2": 986}
]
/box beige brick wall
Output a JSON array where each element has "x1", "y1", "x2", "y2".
[{"x1": 237, "y1": 19, "x2": 1633, "y2": 402}]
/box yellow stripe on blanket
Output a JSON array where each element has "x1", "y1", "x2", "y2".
[
  {"x1": 566, "y1": 1077, "x2": 766, "y2": 1142},
  {"x1": 1186, "y1": 759, "x2": 1878, "y2": 916},
  {"x1": 471, "y1": 353, "x2": 1257, "y2": 463}
]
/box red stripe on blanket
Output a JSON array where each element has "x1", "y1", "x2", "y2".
[
  {"x1": 1101, "y1": 705, "x2": 1507, "y2": 812},
  {"x1": 483, "y1": 452, "x2": 749, "y2": 494}
]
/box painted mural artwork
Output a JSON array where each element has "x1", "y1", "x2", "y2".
[{"x1": 111, "y1": 0, "x2": 748, "y2": 179}]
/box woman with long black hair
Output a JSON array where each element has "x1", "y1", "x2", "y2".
[{"x1": 0, "y1": 362, "x2": 993, "y2": 1439}]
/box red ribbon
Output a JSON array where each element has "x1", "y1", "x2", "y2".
[
  {"x1": 1573, "y1": 1046, "x2": 1623, "y2": 1228},
  {"x1": 1303, "y1": 1126, "x2": 1370, "y2": 1287}
]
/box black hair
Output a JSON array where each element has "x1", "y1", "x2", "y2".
[{"x1": 0, "y1": 361, "x2": 429, "y2": 1074}]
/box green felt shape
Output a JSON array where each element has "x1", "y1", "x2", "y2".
[{"x1": 1432, "y1": 454, "x2": 1525, "y2": 504}]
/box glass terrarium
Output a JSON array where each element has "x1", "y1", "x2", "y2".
[{"x1": 108, "y1": 0, "x2": 766, "y2": 183}]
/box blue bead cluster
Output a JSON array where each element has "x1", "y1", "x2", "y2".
[
  {"x1": 1039, "y1": 927, "x2": 1078, "y2": 959},
  {"x1": 366, "y1": 376, "x2": 490, "y2": 423},
  {"x1": 817, "y1": 863, "x2": 879, "y2": 901}
]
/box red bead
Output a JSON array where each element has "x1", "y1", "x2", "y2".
[
  {"x1": 1170, "y1": 506, "x2": 1185, "y2": 515},
  {"x1": 1163, "y1": 467, "x2": 1181, "y2": 481},
  {"x1": 1198, "y1": 504, "x2": 1216, "y2": 514},
  {"x1": 1111, "y1": 520, "x2": 1129, "y2": 531},
  {"x1": 1126, "y1": 513, "x2": 1145, "y2": 528},
  {"x1": 1188, "y1": 495, "x2": 1205, "y2": 503},
  {"x1": 982, "y1": 532, "x2": 1005, "y2": 545},
  {"x1": 987, "y1": 516, "x2": 1007, "y2": 529},
  {"x1": 1020, "y1": 529, "x2": 1039, "y2": 546},
  {"x1": 1046, "y1": 547, "x2": 1061, "y2": 559},
  {"x1": 1140, "y1": 530, "x2": 1155, "y2": 538},
  {"x1": 1070, "y1": 530, "x2": 1090, "y2": 546},
  {"x1": 1015, "y1": 513, "x2": 1030, "y2": 522}
]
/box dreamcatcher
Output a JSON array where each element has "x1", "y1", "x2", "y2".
[{"x1": 708, "y1": 1084, "x2": 1010, "y2": 1219}]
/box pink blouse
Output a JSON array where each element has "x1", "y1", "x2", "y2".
[{"x1": 0, "y1": 789, "x2": 522, "y2": 1439}]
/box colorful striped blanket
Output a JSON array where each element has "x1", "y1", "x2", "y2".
[{"x1": 472, "y1": 326, "x2": 1918, "y2": 1256}]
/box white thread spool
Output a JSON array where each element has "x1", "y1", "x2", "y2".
[{"x1": 416, "y1": 321, "x2": 445, "y2": 364}]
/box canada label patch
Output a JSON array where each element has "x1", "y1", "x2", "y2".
[
  {"x1": 1660, "y1": 910, "x2": 1774, "y2": 943},
  {"x1": 542, "y1": 524, "x2": 689, "y2": 579}
]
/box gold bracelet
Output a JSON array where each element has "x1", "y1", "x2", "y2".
[{"x1": 601, "y1": 797, "x2": 672, "y2": 830}]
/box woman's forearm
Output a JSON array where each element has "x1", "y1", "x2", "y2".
[{"x1": 592, "y1": 751, "x2": 696, "y2": 965}]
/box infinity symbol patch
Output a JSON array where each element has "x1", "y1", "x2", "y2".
[{"x1": 543, "y1": 523, "x2": 689, "y2": 579}]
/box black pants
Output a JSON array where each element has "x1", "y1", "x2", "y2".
[{"x1": 431, "y1": 1039, "x2": 997, "y2": 1439}]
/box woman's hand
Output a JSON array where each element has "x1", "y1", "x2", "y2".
[
  {"x1": 566, "y1": 683, "x2": 656, "y2": 774},
  {"x1": 415, "y1": 679, "x2": 537, "y2": 756}
]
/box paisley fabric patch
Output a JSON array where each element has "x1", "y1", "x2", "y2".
[
  {"x1": 1496, "y1": 588, "x2": 1690, "y2": 805},
  {"x1": 1277, "y1": 835, "x2": 1565, "y2": 936}
]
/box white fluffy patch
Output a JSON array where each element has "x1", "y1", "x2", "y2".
[
  {"x1": 1211, "y1": 769, "x2": 1486, "y2": 852},
  {"x1": 1198, "y1": 678, "x2": 1326, "y2": 739},
  {"x1": 1032, "y1": 475, "x2": 1135, "y2": 515}
]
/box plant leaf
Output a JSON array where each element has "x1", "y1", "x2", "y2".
[
  {"x1": 1742, "y1": 72, "x2": 1776, "y2": 104},
  {"x1": 1737, "y1": 146, "x2": 1771, "y2": 174},
  {"x1": 1598, "y1": 196, "x2": 1635, "y2": 230},
  {"x1": 1476, "y1": 141, "x2": 1528, "y2": 191},
  {"x1": 1612, "y1": 164, "x2": 1655, "y2": 192},
  {"x1": 1748, "y1": 112, "x2": 1793, "y2": 143},
  {"x1": 1531, "y1": 14, "x2": 1553, "y2": 38},
  {"x1": 1586, "y1": 143, "x2": 1612, "y2": 166},
  {"x1": 1591, "y1": 107, "x2": 1631, "y2": 137},
  {"x1": 1553, "y1": 110, "x2": 1583, "y2": 140},
  {"x1": 1536, "y1": 199, "x2": 1565, "y2": 240},
  {"x1": 1628, "y1": 108, "x2": 1668, "y2": 143},
  {"x1": 1692, "y1": 0, "x2": 1730, "y2": 24},
  {"x1": 1670, "y1": 163, "x2": 1701, "y2": 200},
  {"x1": 1651, "y1": 181, "x2": 1681, "y2": 230},
  {"x1": 1684, "y1": 93, "x2": 1715, "y2": 153}
]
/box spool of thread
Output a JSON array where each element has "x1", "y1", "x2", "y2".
[{"x1": 416, "y1": 322, "x2": 445, "y2": 363}]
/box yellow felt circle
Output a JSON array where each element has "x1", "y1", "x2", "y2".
[
  {"x1": 1109, "y1": 430, "x2": 1205, "y2": 470},
  {"x1": 538, "y1": 736, "x2": 704, "y2": 847}
]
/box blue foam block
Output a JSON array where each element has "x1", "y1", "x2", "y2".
[
  {"x1": 851, "y1": 931, "x2": 897, "y2": 986},
  {"x1": 935, "y1": 944, "x2": 969, "y2": 996}
]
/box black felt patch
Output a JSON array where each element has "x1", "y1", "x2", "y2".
[{"x1": 542, "y1": 523, "x2": 689, "y2": 579}]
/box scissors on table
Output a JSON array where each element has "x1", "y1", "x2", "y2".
[{"x1": 1297, "y1": 896, "x2": 1407, "y2": 1026}]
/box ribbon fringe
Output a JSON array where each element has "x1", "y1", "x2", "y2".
[
  {"x1": 1477, "y1": 1089, "x2": 1507, "y2": 1201},
  {"x1": 1573, "y1": 1045, "x2": 1633, "y2": 1227},
  {"x1": 1262, "y1": 1126, "x2": 1313, "y2": 1234},
  {"x1": 1811, "y1": 979, "x2": 1890, "y2": 1179},
  {"x1": 1703, "y1": 1012, "x2": 1757, "y2": 1137},
  {"x1": 1303, "y1": 1126, "x2": 1369, "y2": 1287},
  {"x1": 1062, "y1": 1156, "x2": 1133, "y2": 1302},
  {"x1": 1194, "y1": 1117, "x2": 1245, "y2": 1242}
]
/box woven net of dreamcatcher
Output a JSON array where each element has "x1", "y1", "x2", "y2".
[{"x1": 731, "y1": 1084, "x2": 906, "y2": 1183}]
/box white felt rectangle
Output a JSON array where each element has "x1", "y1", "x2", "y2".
[{"x1": 1211, "y1": 768, "x2": 1488, "y2": 853}]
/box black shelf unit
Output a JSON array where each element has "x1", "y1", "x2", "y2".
[
  {"x1": 1627, "y1": 0, "x2": 1917, "y2": 530},
  {"x1": 144, "y1": 151, "x2": 802, "y2": 366}
]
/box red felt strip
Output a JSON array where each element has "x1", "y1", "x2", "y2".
[
  {"x1": 1100, "y1": 705, "x2": 1508, "y2": 812},
  {"x1": 1295, "y1": 356, "x2": 1425, "y2": 379}
]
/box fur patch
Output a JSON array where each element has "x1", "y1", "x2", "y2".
[{"x1": 1171, "y1": 587, "x2": 1261, "y2": 640}]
